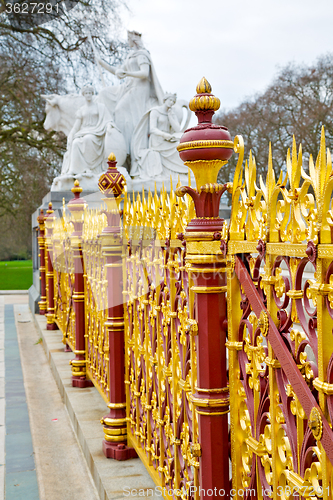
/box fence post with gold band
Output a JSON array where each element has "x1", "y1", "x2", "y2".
[
  {"x1": 44, "y1": 202, "x2": 58, "y2": 330},
  {"x1": 99, "y1": 153, "x2": 137, "y2": 460},
  {"x1": 68, "y1": 181, "x2": 93, "y2": 388},
  {"x1": 176, "y1": 78, "x2": 234, "y2": 497},
  {"x1": 37, "y1": 208, "x2": 47, "y2": 315}
]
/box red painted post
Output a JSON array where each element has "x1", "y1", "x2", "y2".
[
  {"x1": 190, "y1": 265, "x2": 230, "y2": 495},
  {"x1": 37, "y1": 209, "x2": 47, "y2": 315},
  {"x1": 99, "y1": 153, "x2": 137, "y2": 460},
  {"x1": 45, "y1": 202, "x2": 58, "y2": 330},
  {"x1": 67, "y1": 181, "x2": 93, "y2": 388},
  {"x1": 176, "y1": 78, "x2": 234, "y2": 497}
]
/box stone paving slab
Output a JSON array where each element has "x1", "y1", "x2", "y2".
[
  {"x1": 33, "y1": 313, "x2": 156, "y2": 500},
  {"x1": 6, "y1": 470, "x2": 39, "y2": 500}
]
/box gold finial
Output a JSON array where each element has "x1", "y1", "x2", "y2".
[
  {"x1": 98, "y1": 152, "x2": 126, "y2": 197},
  {"x1": 196, "y1": 77, "x2": 212, "y2": 94},
  {"x1": 189, "y1": 77, "x2": 220, "y2": 113},
  {"x1": 46, "y1": 201, "x2": 54, "y2": 214},
  {"x1": 71, "y1": 179, "x2": 83, "y2": 195}
]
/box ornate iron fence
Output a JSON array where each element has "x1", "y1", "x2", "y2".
[
  {"x1": 122, "y1": 187, "x2": 199, "y2": 497},
  {"x1": 36, "y1": 79, "x2": 333, "y2": 500},
  {"x1": 82, "y1": 209, "x2": 109, "y2": 399},
  {"x1": 52, "y1": 204, "x2": 76, "y2": 348},
  {"x1": 226, "y1": 129, "x2": 333, "y2": 499}
]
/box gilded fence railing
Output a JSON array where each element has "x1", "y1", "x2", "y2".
[
  {"x1": 44, "y1": 202, "x2": 58, "y2": 331},
  {"x1": 38, "y1": 77, "x2": 333, "y2": 500},
  {"x1": 122, "y1": 186, "x2": 200, "y2": 497},
  {"x1": 82, "y1": 210, "x2": 109, "y2": 399},
  {"x1": 53, "y1": 204, "x2": 75, "y2": 348},
  {"x1": 226, "y1": 129, "x2": 333, "y2": 499}
]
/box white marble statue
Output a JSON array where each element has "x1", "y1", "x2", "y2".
[
  {"x1": 42, "y1": 31, "x2": 194, "y2": 192},
  {"x1": 97, "y1": 30, "x2": 164, "y2": 155},
  {"x1": 131, "y1": 93, "x2": 191, "y2": 182}
]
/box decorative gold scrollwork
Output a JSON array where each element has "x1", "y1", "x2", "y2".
[
  {"x1": 258, "y1": 310, "x2": 269, "y2": 337},
  {"x1": 226, "y1": 255, "x2": 235, "y2": 272},
  {"x1": 180, "y1": 423, "x2": 200, "y2": 469},
  {"x1": 190, "y1": 443, "x2": 202, "y2": 457},
  {"x1": 308, "y1": 407, "x2": 323, "y2": 441},
  {"x1": 186, "y1": 318, "x2": 198, "y2": 336}
]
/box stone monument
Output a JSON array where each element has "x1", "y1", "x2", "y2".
[{"x1": 42, "y1": 30, "x2": 192, "y2": 193}]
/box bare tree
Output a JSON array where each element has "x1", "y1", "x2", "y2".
[
  {"x1": 0, "y1": 0, "x2": 128, "y2": 83},
  {"x1": 215, "y1": 54, "x2": 333, "y2": 189}
]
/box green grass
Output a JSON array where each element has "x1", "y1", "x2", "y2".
[{"x1": 0, "y1": 260, "x2": 33, "y2": 290}]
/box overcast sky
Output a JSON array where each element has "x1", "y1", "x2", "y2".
[{"x1": 121, "y1": 0, "x2": 333, "y2": 112}]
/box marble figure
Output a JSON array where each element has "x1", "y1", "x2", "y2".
[
  {"x1": 131, "y1": 93, "x2": 191, "y2": 182},
  {"x1": 97, "y1": 30, "x2": 164, "y2": 154}
]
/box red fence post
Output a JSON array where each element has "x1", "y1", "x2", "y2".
[
  {"x1": 98, "y1": 153, "x2": 137, "y2": 460},
  {"x1": 176, "y1": 78, "x2": 234, "y2": 498},
  {"x1": 37, "y1": 209, "x2": 47, "y2": 315},
  {"x1": 68, "y1": 181, "x2": 93, "y2": 388},
  {"x1": 45, "y1": 202, "x2": 58, "y2": 330}
]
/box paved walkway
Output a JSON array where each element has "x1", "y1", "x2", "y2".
[
  {"x1": 3, "y1": 298, "x2": 39, "y2": 499},
  {"x1": 0, "y1": 295, "x2": 38, "y2": 500},
  {"x1": 0, "y1": 295, "x2": 99, "y2": 500}
]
